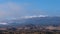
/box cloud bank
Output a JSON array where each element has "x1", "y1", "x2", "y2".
[
  {"x1": 0, "y1": 1, "x2": 47, "y2": 20},
  {"x1": 21, "y1": 15, "x2": 48, "y2": 19}
]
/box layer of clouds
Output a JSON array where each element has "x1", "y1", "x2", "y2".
[
  {"x1": 0, "y1": 1, "x2": 47, "y2": 20},
  {"x1": 21, "y1": 15, "x2": 48, "y2": 19}
]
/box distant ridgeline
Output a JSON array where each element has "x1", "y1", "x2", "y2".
[
  {"x1": 0, "y1": 17, "x2": 60, "y2": 27},
  {"x1": 0, "y1": 17, "x2": 59, "y2": 34},
  {"x1": 8, "y1": 17, "x2": 60, "y2": 27}
]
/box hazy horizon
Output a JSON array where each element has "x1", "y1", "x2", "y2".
[{"x1": 0, "y1": 0, "x2": 60, "y2": 20}]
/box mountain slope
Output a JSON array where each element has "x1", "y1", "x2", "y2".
[{"x1": 7, "y1": 17, "x2": 60, "y2": 27}]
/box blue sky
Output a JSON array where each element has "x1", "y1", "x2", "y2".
[{"x1": 0, "y1": 0, "x2": 60, "y2": 19}]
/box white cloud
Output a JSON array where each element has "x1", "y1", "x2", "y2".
[
  {"x1": 0, "y1": 1, "x2": 47, "y2": 20},
  {"x1": 0, "y1": 22, "x2": 8, "y2": 25},
  {"x1": 21, "y1": 15, "x2": 48, "y2": 19}
]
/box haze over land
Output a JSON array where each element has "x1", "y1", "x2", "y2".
[
  {"x1": 0, "y1": 0, "x2": 59, "y2": 27},
  {"x1": 0, "y1": 0, "x2": 60, "y2": 34},
  {"x1": 0, "y1": 0, "x2": 59, "y2": 20}
]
